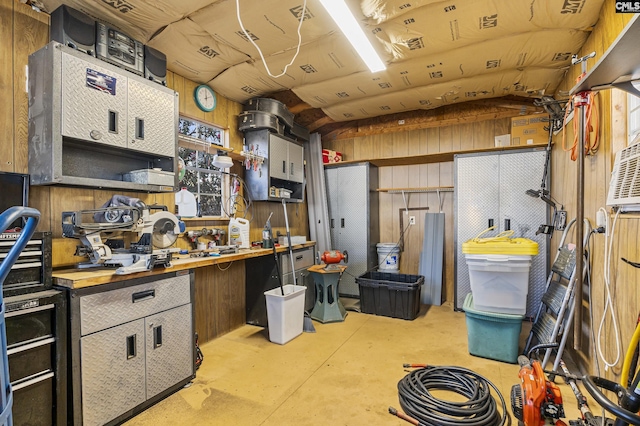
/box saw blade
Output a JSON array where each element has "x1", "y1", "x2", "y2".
[{"x1": 152, "y1": 217, "x2": 178, "y2": 248}]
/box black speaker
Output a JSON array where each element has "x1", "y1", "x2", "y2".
[
  {"x1": 50, "y1": 5, "x2": 96, "y2": 56},
  {"x1": 144, "y1": 46, "x2": 167, "y2": 86}
]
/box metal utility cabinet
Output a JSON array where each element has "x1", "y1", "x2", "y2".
[
  {"x1": 244, "y1": 129, "x2": 305, "y2": 202},
  {"x1": 324, "y1": 162, "x2": 379, "y2": 297},
  {"x1": 454, "y1": 149, "x2": 549, "y2": 317},
  {"x1": 28, "y1": 41, "x2": 178, "y2": 192},
  {"x1": 60, "y1": 271, "x2": 195, "y2": 426}
]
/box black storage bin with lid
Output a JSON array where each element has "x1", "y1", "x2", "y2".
[{"x1": 356, "y1": 272, "x2": 423, "y2": 320}]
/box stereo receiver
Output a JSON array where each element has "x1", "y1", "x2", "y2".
[{"x1": 96, "y1": 22, "x2": 144, "y2": 75}]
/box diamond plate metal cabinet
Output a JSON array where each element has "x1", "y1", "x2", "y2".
[
  {"x1": 81, "y1": 319, "x2": 146, "y2": 426},
  {"x1": 28, "y1": 41, "x2": 178, "y2": 192},
  {"x1": 454, "y1": 149, "x2": 549, "y2": 317},
  {"x1": 324, "y1": 163, "x2": 379, "y2": 297},
  {"x1": 62, "y1": 270, "x2": 195, "y2": 426},
  {"x1": 243, "y1": 130, "x2": 305, "y2": 201},
  {"x1": 145, "y1": 304, "x2": 193, "y2": 399}
]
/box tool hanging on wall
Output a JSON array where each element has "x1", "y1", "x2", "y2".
[{"x1": 526, "y1": 97, "x2": 567, "y2": 235}]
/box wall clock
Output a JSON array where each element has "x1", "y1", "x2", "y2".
[{"x1": 194, "y1": 84, "x2": 217, "y2": 112}]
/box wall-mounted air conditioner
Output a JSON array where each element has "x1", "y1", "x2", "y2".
[{"x1": 607, "y1": 143, "x2": 640, "y2": 210}]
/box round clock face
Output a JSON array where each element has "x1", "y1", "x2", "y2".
[{"x1": 195, "y1": 85, "x2": 216, "y2": 112}]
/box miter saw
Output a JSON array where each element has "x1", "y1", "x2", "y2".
[{"x1": 62, "y1": 195, "x2": 185, "y2": 275}]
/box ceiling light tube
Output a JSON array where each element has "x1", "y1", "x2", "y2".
[{"x1": 317, "y1": 0, "x2": 386, "y2": 73}]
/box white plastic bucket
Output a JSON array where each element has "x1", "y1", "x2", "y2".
[
  {"x1": 377, "y1": 243, "x2": 400, "y2": 272},
  {"x1": 264, "y1": 284, "x2": 306, "y2": 344}
]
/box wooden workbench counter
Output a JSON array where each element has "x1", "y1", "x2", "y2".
[
  {"x1": 52, "y1": 242, "x2": 316, "y2": 289},
  {"x1": 52, "y1": 242, "x2": 316, "y2": 343}
]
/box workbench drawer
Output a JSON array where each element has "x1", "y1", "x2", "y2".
[
  {"x1": 281, "y1": 247, "x2": 315, "y2": 275},
  {"x1": 79, "y1": 274, "x2": 190, "y2": 336}
]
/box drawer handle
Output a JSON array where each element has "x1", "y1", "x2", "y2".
[
  {"x1": 153, "y1": 325, "x2": 163, "y2": 349},
  {"x1": 7, "y1": 336, "x2": 55, "y2": 356},
  {"x1": 296, "y1": 255, "x2": 303, "y2": 261},
  {"x1": 126, "y1": 334, "x2": 137, "y2": 359},
  {"x1": 12, "y1": 371, "x2": 54, "y2": 391},
  {"x1": 132, "y1": 289, "x2": 155, "y2": 303}
]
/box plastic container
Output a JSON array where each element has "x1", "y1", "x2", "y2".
[
  {"x1": 264, "y1": 285, "x2": 306, "y2": 344},
  {"x1": 462, "y1": 236, "x2": 538, "y2": 315},
  {"x1": 175, "y1": 188, "x2": 197, "y2": 217},
  {"x1": 463, "y1": 293, "x2": 524, "y2": 363},
  {"x1": 376, "y1": 243, "x2": 401, "y2": 272},
  {"x1": 124, "y1": 168, "x2": 175, "y2": 186},
  {"x1": 356, "y1": 271, "x2": 423, "y2": 320},
  {"x1": 228, "y1": 218, "x2": 250, "y2": 248},
  {"x1": 464, "y1": 254, "x2": 533, "y2": 315}
]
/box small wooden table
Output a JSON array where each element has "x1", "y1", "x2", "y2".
[{"x1": 308, "y1": 264, "x2": 347, "y2": 323}]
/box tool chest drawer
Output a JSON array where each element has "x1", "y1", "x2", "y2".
[
  {"x1": 79, "y1": 273, "x2": 190, "y2": 336},
  {"x1": 281, "y1": 247, "x2": 315, "y2": 275}
]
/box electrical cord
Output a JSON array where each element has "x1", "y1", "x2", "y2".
[
  {"x1": 562, "y1": 90, "x2": 600, "y2": 161},
  {"x1": 236, "y1": 0, "x2": 307, "y2": 78},
  {"x1": 390, "y1": 365, "x2": 509, "y2": 426},
  {"x1": 596, "y1": 207, "x2": 622, "y2": 371},
  {"x1": 587, "y1": 228, "x2": 602, "y2": 377}
]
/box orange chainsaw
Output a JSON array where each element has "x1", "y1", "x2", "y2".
[{"x1": 511, "y1": 355, "x2": 566, "y2": 426}]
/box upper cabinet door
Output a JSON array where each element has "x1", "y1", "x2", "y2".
[
  {"x1": 269, "y1": 135, "x2": 289, "y2": 180},
  {"x1": 127, "y1": 80, "x2": 176, "y2": 157},
  {"x1": 288, "y1": 142, "x2": 304, "y2": 183},
  {"x1": 61, "y1": 52, "x2": 127, "y2": 149}
]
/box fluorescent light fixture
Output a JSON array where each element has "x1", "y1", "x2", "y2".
[{"x1": 317, "y1": 0, "x2": 386, "y2": 73}]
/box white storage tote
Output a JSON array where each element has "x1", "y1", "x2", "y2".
[{"x1": 462, "y1": 229, "x2": 538, "y2": 315}]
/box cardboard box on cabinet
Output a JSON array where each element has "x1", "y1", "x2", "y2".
[{"x1": 511, "y1": 114, "x2": 548, "y2": 145}]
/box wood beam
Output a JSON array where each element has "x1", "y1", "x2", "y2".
[
  {"x1": 324, "y1": 109, "x2": 531, "y2": 140},
  {"x1": 307, "y1": 115, "x2": 335, "y2": 132}
]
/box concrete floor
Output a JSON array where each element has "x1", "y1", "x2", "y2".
[{"x1": 124, "y1": 301, "x2": 595, "y2": 425}]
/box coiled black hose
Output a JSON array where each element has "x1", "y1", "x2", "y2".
[{"x1": 396, "y1": 365, "x2": 509, "y2": 426}]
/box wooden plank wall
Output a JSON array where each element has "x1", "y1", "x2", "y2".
[
  {"x1": 0, "y1": 1, "x2": 308, "y2": 268},
  {"x1": 1, "y1": 1, "x2": 308, "y2": 342},
  {"x1": 550, "y1": 9, "x2": 636, "y2": 378},
  {"x1": 323, "y1": 117, "x2": 513, "y2": 304}
]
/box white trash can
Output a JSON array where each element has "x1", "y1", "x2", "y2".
[{"x1": 264, "y1": 285, "x2": 306, "y2": 344}]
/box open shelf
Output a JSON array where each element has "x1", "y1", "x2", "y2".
[
  {"x1": 324, "y1": 143, "x2": 547, "y2": 167},
  {"x1": 377, "y1": 187, "x2": 454, "y2": 193},
  {"x1": 571, "y1": 15, "x2": 640, "y2": 96}
]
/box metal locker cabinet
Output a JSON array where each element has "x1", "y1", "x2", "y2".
[
  {"x1": 269, "y1": 135, "x2": 289, "y2": 181},
  {"x1": 127, "y1": 79, "x2": 176, "y2": 157},
  {"x1": 288, "y1": 142, "x2": 304, "y2": 183},
  {"x1": 325, "y1": 162, "x2": 379, "y2": 297},
  {"x1": 454, "y1": 148, "x2": 549, "y2": 317},
  {"x1": 145, "y1": 304, "x2": 193, "y2": 400},
  {"x1": 80, "y1": 319, "x2": 146, "y2": 426},
  {"x1": 61, "y1": 53, "x2": 128, "y2": 149}
]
